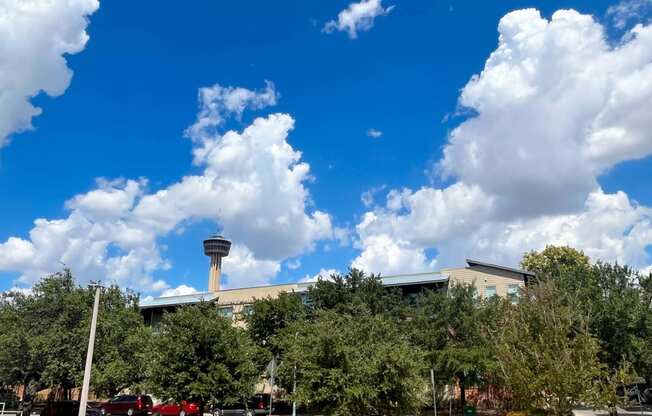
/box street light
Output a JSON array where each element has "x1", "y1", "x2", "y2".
[{"x1": 78, "y1": 284, "x2": 105, "y2": 416}]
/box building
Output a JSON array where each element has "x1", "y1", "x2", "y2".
[{"x1": 140, "y1": 235, "x2": 534, "y2": 325}]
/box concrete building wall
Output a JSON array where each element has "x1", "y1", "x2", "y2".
[
  {"x1": 443, "y1": 265, "x2": 526, "y2": 298},
  {"x1": 214, "y1": 283, "x2": 301, "y2": 306},
  {"x1": 211, "y1": 283, "x2": 306, "y2": 325}
]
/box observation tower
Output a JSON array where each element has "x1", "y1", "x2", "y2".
[{"x1": 203, "y1": 234, "x2": 231, "y2": 292}]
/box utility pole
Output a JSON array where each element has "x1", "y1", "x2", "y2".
[
  {"x1": 267, "y1": 357, "x2": 276, "y2": 416},
  {"x1": 291, "y1": 364, "x2": 297, "y2": 416},
  {"x1": 430, "y1": 369, "x2": 437, "y2": 416},
  {"x1": 78, "y1": 284, "x2": 104, "y2": 416},
  {"x1": 292, "y1": 332, "x2": 298, "y2": 416}
]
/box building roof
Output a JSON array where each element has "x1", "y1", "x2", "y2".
[
  {"x1": 380, "y1": 272, "x2": 449, "y2": 287},
  {"x1": 140, "y1": 292, "x2": 218, "y2": 309},
  {"x1": 466, "y1": 258, "x2": 535, "y2": 277},
  {"x1": 139, "y1": 272, "x2": 449, "y2": 310},
  {"x1": 140, "y1": 260, "x2": 534, "y2": 310}
]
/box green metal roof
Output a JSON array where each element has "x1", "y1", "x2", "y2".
[
  {"x1": 139, "y1": 292, "x2": 217, "y2": 309},
  {"x1": 380, "y1": 272, "x2": 449, "y2": 287}
]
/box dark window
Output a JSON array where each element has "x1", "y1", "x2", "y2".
[
  {"x1": 111, "y1": 396, "x2": 137, "y2": 403},
  {"x1": 485, "y1": 285, "x2": 497, "y2": 298}
]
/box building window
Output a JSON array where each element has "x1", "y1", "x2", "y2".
[
  {"x1": 241, "y1": 304, "x2": 254, "y2": 316},
  {"x1": 507, "y1": 284, "x2": 519, "y2": 303},
  {"x1": 299, "y1": 293, "x2": 312, "y2": 305},
  {"x1": 218, "y1": 306, "x2": 234, "y2": 319},
  {"x1": 406, "y1": 292, "x2": 419, "y2": 306},
  {"x1": 472, "y1": 287, "x2": 479, "y2": 299},
  {"x1": 485, "y1": 285, "x2": 496, "y2": 298}
]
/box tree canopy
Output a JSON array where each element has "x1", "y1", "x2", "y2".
[
  {"x1": 3, "y1": 246, "x2": 652, "y2": 416},
  {"x1": 244, "y1": 291, "x2": 306, "y2": 354},
  {"x1": 0, "y1": 270, "x2": 150, "y2": 398},
  {"x1": 275, "y1": 308, "x2": 426, "y2": 416},
  {"x1": 522, "y1": 246, "x2": 652, "y2": 381},
  {"x1": 409, "y1": 284, "x2": 501, "y2": 406},
  {"x1": 148, "y1": 302, "x2": 263, "y2": 409},
  {"x1": 91, "y1": 285, "x2": 152, "y2": 397},
  {"x1": 307, "y1": 268, "x2": 404, "y2": 316},
  {"x1": 492, "y1": 280, "x2": 614, "y2": 416}
]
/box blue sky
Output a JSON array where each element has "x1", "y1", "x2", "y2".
[{"x1": 1, "y1": 0, "x2": 652, "y2": 295}]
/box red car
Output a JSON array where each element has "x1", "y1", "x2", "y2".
[
  {"x1": 101, "y1": 395, "x2": 153, "y2": 416},
  {"x1": 152, "y1": 400, "x2": 200, "y2": 416}
]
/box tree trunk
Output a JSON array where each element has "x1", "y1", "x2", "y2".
[
  {"x1": 460, "y1": 374, "x2": 466, "y2": 410},
  {"x1": 20, "y1": 378, "x2": 30, "y2": 416},
  {"x1": 21, "y1": 378, "x2": 29, "y2": 402}
]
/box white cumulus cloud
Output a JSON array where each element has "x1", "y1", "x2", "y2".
[
  {"x1": 185, "y1": 81, "x2": 278, "y2": 143},
  {"x1": 323, "y1": 0, "x2": 394, "y2": 39},
  {"x1": 135, "y1": 112, "x2": 333, "y2": 262},
  {"x1": 160, "y1": 284, "x2": 198, "y2": 297},
  {"x1": 221, "y1": 244, "x2": 282, "y2": 289},
  {"x1": 440, "y1": 9, "x2": 652, "y2": 218},
  {"x1": 0, "y1": 82, "x2": 333, "y2": 293},
  {"x1": 0, "y1": 0, "x2": 99, "y2": 149},
  {"x1": 353, "y1": 8, "x2": 652, "y2": 274},
  {"x1": 352, "y1": 233, "x2": 436, "y2": 275},
  {"x1": 300, "y1": 268, "x2": 340, "y2": 283},
  {"x1": 366, "y1": 128, "x2": 383, "y2": 138},
  {"x1": 607, "y1": 0, "x2": 652, "y2": 29},
  {"x1": 0, "y1": 178, "x2": 169, "y2": 291}
]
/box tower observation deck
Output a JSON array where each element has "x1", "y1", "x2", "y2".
[{"x1": 203, "y1": 235, "x2": 231, "y2": 292}]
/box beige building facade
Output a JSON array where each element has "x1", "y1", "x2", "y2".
[
  {"x1": 444, "y1": 259, "x2": 533, "y2": 302},
  {"x1": 140, "y1": 259, "x2": 534, "y2": 326}
]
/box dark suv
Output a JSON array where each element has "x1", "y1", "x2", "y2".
[{"x1": 101, "y1": 395, "x2": 153, "y2": 416}]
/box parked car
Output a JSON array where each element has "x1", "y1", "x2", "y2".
[
  {"x1": 101, "y1": 395, "x2": 153, "y2": 416},
  {"x1": 249, "y1": 395, "x2": 273, "y2": 416},
  {"x1": 628, "y1": 385, "x2": 652, "y2": 405},
  {"x1": 39, "y1": 401, "x2": 102, "y2": 416},
  {"x1": 152, "y1": 400, "x2": 199, "y2": 416},
  {"x1": 615, "y1": 376, "x2": 652, "y2": 406},
  {"x1": 213, "y1": 405, "x2": 253, "y2": 416},
  {"x1": 213, "y1": 394, "x2": 273, "y2": 416}
]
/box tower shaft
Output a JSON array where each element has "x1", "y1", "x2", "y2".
[{"x1": 208, "y1": 254, "x2": 222, "y2": 292}]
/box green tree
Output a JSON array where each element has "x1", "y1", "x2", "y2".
[
  {"x1": 589, "y1": 263, "x2": 652, "y2": 379},
  {"x1": 493, "y1": 280, "x2": 613, "y2": 416},
  {"x1": 522, "y1": 246, "x2": 652, "y2": 381},
  {"x1": 0, "y1": 271, "x2": 151, "y2": 398},
  {"x1": 244, "y1": 292, "x2": 306, "y2": 354},
  {"x1": 0, "y1": 290, "x2": 42, "y2": 399},
  {"x1": 148, "y1": 302, "x2": 262, "y2": 411},
  {"x1": 410, "y1": 284, "x2": 500, "y2": 408},
  {"x1": 275, "y1": 308, "x2": 426, "y2": 416},
  {"x1": 22, "y1": 271, "x2": 89, "y2": 396},
  {"x1": 307, "y1": 269, "x2": 404, "y2": 316},
  {"x1": 91, "y1": 286, "x2": 153, "y2": 397},
  {"x1": 521, "y1": 245, "x2": 592, "y2": 283},
  {"x1": 637, "y1": 270, "x2": 652, "y2": 380}
]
